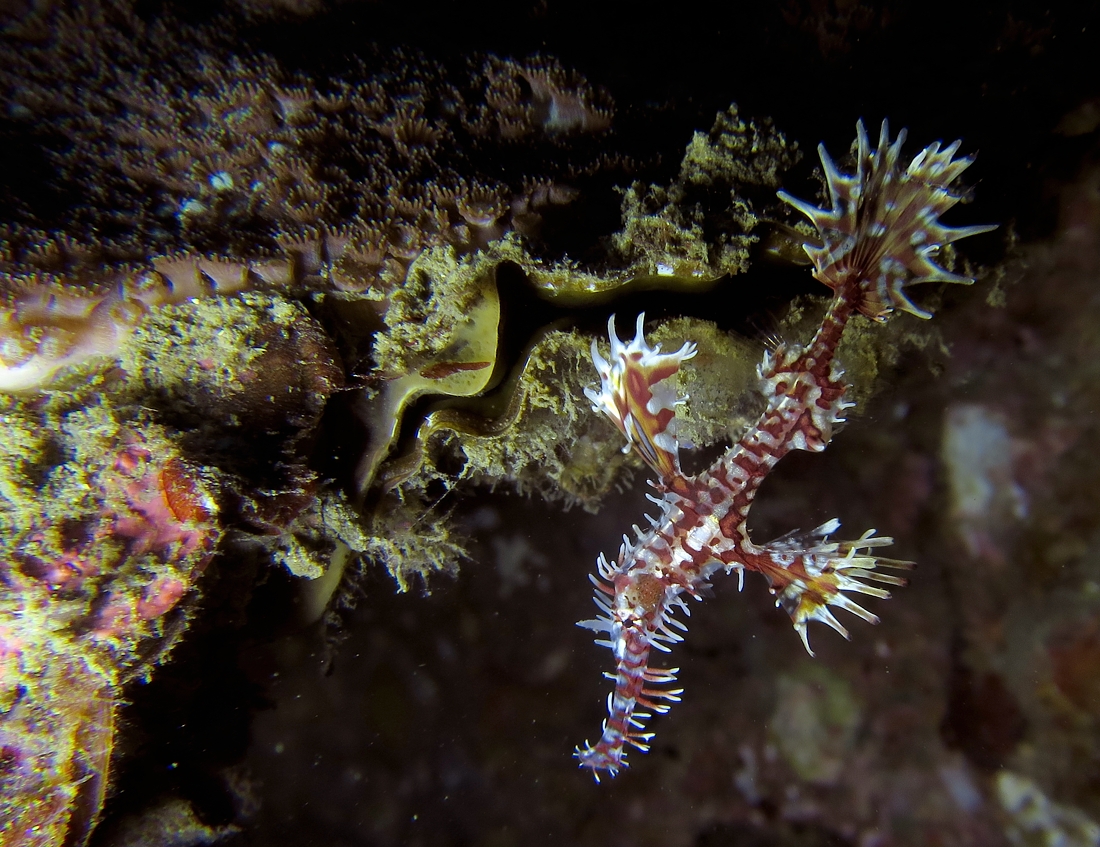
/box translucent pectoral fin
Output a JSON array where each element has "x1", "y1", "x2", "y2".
[{"x1": 760, "y1": 526, "x2": 914, "y2": 656}]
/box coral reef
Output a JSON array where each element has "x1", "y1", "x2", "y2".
[
  {"x1": 0, "y1": 257, "x2": 352, "y2": 839},
  {"x1": 0, "y1": 2, "x2": 815, "y2": 838},
  {"x1": 10, "y1": 1, "x2": 1094, "y2": 844},
  {"x1": 154, "y1": 5, "x2": 1100, "y2": 845}
]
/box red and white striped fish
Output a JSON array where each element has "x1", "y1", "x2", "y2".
[{"x1": 575, "y1": 120, "x2": 995, "y2": 780}]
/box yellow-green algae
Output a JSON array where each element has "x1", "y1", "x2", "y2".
[
  {"x1": 116, "y1": 290, "x2": 342, "y2": 456},
  {"x1": 268, "y1": 486, "x2": 467, "y2": 595},
  {"x1": 0, "y1": 397, "x2": 215, "y2": 653},
  {"x1": 510, "y1": 106, "x2": 801, "y2": 306},
  {"x1": 118, "y1": 292, "x2": 302, "y2": 411},
  {"x1": 382, "y1": 317, "x2": 764, "y2": 513},
  {"x1": 0, "y1": 392, "x2": 219, "y2": 843},
  {"x1": 608, "y1": 106, "x2": 799, "y2": 285}
]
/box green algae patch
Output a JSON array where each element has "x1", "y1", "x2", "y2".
[
  {"x1": 769, "y1": 661, "x2": 863, "y2": 785},
  {"x1": 518, "y1": 105, "x2": 801, "y2": 304},
  {"x1": 646, "y1": 318, "x2": 763, "y2": 449},
  {"x1": 119, "y1": 292, "x2": 277, "y2": 410},
  {"x1": 609, "y1": 105, "x2": 801, "y2": 284}
]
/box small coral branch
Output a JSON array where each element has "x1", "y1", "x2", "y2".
[{"x1": 575, "y1": 120, "x2": 993, "y2": 780}]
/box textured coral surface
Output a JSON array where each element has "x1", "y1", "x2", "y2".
[{"x1": 1, "y1": 1, "x2": 1099, "y2": 845}]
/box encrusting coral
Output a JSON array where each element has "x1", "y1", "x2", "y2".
[{"x1": 0, "y1": 404, "x2": 221, "y2": 844}]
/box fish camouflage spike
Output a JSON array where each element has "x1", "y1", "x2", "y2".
[{"x1": 575, "y1": 120, "x2": 995, "y2": 780}]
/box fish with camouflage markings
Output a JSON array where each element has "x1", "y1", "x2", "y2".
[{"x1": 574, "y1": 120, "x2": 996, "y2": 780}]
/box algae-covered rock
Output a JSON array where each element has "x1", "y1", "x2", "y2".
[
  {"x1": 0, "y1": 395, "x2": 221, "y2": 844},
  {"x1": 610, "y1": 105, "x2": 800, "y2": 283},
  {"x1": 119, "y1": 291, "x2": 342, "y2": 470}
]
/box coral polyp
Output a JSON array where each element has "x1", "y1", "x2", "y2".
[{"x1": 575, "y1": 121, "x2": 994, "y2": 780}]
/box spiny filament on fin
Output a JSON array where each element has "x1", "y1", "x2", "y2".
[
  {"x1": 584, "y1": 313, "x2": 696, "y2": 481},
  {"x1": 777, "y1": 119, "x2": 996, "y2": 320},
  {"x1": 575, "y1": 121, "x2": 993, "y2": 782},
  {"x1": 758, "y1": 522, "x2": 915, "y2": 657}
]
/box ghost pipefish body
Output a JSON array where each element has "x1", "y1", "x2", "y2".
[{"x1": 574, "y1": 120, "x2": 995, "y2": 780}]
